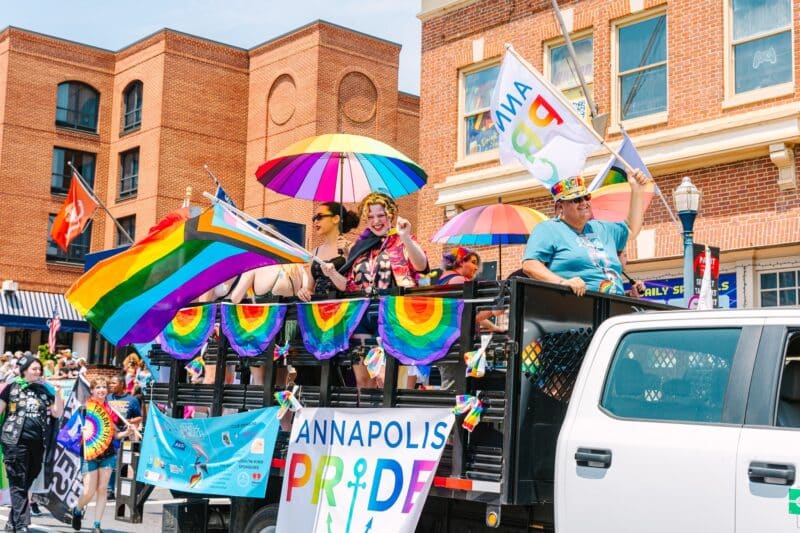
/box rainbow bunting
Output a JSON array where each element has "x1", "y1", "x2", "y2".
[
  {"x1": 378, "y1": 296, "x2": 463, "y2": 365},
  {"x1": 296, "y1": 300, "x2": 370, "y2": 360},
  {"x1": 157, "y1": 305, "x2": 216, "y2": 360},
  {"x1": 83, "y1": 398, "x2": 115, "y2": 461},
  {"x1": 220, "y1": 304, "x2": 286, "y2": 357},
  {"x1": 66, "y1": 203, "x2": 311, "y2": 346}
]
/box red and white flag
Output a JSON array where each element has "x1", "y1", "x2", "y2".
[
  {"x1": 50, "y1": 173, "x2": 97, "y2": 251},
  {"x1": 48, "y1": 309, "x2": 61, "y2": 354}
]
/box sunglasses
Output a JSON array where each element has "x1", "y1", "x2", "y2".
[
  {"x1": 567, "y1": 194, "x2": 591, "y2": 204},
  {"x1": 312, "y1": 213, "x2": 335, "y2": 222}
]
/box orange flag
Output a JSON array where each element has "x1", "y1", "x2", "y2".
[{"x1": 50, "y1": 173, "x2": 97, "y2": 251}]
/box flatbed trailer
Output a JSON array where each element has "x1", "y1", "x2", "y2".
[{"x1": 146, "y1": 279, "x2": 672, "y2": 532}]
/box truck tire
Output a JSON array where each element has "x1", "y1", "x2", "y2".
[{"x1": 244, "y1": 503, "x2": 279, "y2": 533}]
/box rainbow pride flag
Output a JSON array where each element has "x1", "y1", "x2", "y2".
[
  {"x1": 220, "y1": 303, "x2": 287, "y2": 357},
  {"x1": 157, "y1": 305, "x2": 217, "y2": 359},
  {"x1": 296, "y1": 299, "x2": 369, "y2": 359},
  {"x1": 378, "y1": 296, "x2": 463, "y2": 365},
  {"x1": 66, "y1": 204, "x2": 310, "y2": 346}
]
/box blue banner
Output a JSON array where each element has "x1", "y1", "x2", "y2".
[
  {"x1": 137, "y1": 403, "x2": 280, "y2": 497},
  {"x1": 628, "y1": 273, "x2": 737, "y2": 308}
]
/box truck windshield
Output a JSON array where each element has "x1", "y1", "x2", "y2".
[{"x1": 601, "y1": 328, "x2": 741, "y2": 423}]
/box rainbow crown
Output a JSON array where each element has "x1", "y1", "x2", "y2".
[{"x1": 550, "y1": 176, "x2": 588, "y2": 202}]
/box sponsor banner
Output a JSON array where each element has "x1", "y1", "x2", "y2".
[
  {"x1": 628, "y1": 272, "x2": 737, "y2": 308},
  {"x1": 137, "y1": 403, "x2": 280, "y2": 497},
  {"x1": 277, "y1": 408, "x2": 454, "y2": 533},
  {"x1": 36, "y1": 376, "x2": 91, "y2": 523}
]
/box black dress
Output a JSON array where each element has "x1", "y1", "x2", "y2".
[{"x1": 310, "y1": 251, "x2": 346, "y2": 297}]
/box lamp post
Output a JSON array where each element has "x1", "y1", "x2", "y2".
[{"x1": 673, "y1": 177, "x2": 701, "y2": 307}]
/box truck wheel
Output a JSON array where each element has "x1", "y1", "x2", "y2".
[{"x1": 244, "y1": 503, "x2": 279, "y2": 533}]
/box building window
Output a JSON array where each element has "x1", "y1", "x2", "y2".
[
  {"x1": 123, "y1": 81, "x2": 143, "y2": 132},
  {"x1": 548, "y1": 35, "x2": 594, "y2": 119},
  {"x1": 461, "y1": 64, "x2": 500, "y2": 158},
  {"x1": 760, "y1": 270, "x2": 799, "y2": 307},
  {"x1": 616, "y1": 14, "x2": 667, "y2": 121},
  {"x1": 730, "y1": 0, "x2": 793, "y2": 94},
  {"x1": 56, "y1": 82, "x2": 99, "y2": 133},
  {"x1": 119, "y1": 148, "x2": 139, "y2": 199},
  {"x1": 46, "y1": 214, "x2": 91, "y2": 264},
  {"x1": 51, "y1": 148, "x2": 95, "y2": 195},
  {"x1": 116, "y1": 215, "x2": 135, "y2": 246}
]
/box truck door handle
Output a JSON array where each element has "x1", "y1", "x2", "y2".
[
  {"x1": 748, "y1": 462, "x2": 795, "y2": 485},
  {"x1": 575, "y1": 448, "x2": 612, "y2": 469}
]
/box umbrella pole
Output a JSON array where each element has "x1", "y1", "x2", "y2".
[
  {"x1": 498, "y1": 241, "x2": 502, "y2": 281},
  {"x1": 338, "y1": 154, "x2": 345, "y2": 234}
]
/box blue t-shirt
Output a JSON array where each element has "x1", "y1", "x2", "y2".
[
  {"x1": 107, "y1": 392, "x2": 142, "y2": 420},
  {"x1": 523, "y1": 218, "x2": 629, "y2": 294}
]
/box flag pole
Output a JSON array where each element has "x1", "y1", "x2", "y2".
[
  {"x1": 203, "y1": 164, "x2": 222, "y2": 189},
  {"x1": 66, "y1": 162, "x2": 134, "y2": 245},
  {"x1": 201, "y1": 191, "x2": 324, "y2": 265},
  {"x1": 549, "y1": 0, "x2": 597, "y2": 118},
  {"x1": 504, "y1": 44, "x2": 637, "y2": 175}
]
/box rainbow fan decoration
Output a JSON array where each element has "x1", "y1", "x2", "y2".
[
  {"x1": 83, "y1": 398, "x2": 115, "y2": 461},
  {"x1": 296, "y1": 300, "x2": 370, "y2": 360},
  {"x1": 157, "y1": 305, "x2": 217, "y2": 360},
  {"x1": 185, "y1": 356, "x2": 204, "y2": 380},
  {"x1": 378, "y1": 296, "x2": 463, "y2": 365},
  {"x1": 220, "y1": 304, "x2": 286, "y2": 357}
]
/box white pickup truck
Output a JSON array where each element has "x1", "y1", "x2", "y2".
[{"x1": 556, "y1": 308, "x2": 800, "y2": 533}]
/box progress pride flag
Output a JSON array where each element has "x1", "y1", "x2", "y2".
[{"x1": 491, "y1": 46, "x2": 601, "y2": 190}]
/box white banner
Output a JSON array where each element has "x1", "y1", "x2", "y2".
[
  {"x1": 276, "y1": 408, "x2": 454, "y2": 533},
  {"x1": 491, "y1": 46, "x2": 601, "y2": 189}
]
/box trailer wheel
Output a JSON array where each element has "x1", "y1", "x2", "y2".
[{"x1": 244, "y1": 503, "x2": 279, "y2": 533}]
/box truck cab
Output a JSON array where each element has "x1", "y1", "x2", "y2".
[{"x1": 557, "y1": 309, "x2": 800, "y2": 533}]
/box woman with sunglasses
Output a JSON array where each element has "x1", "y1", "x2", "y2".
[
  {"x1": 296, "y1": 202, "x2": 359, "y2": 302},
  {"x1": 522, "y1": 170, "x2": 648, "y2": 296}
]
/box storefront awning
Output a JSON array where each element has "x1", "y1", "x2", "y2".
[{"x1": 0, "y1": 290, "x2": 89, "y2": 333}]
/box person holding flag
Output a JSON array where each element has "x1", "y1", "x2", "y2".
[
  {"x1": 0, "y1": 354, "x2": 63, "y2": 533},
  {"x1": 70, "y1": 378, "x2": 133, "y2": 533}
]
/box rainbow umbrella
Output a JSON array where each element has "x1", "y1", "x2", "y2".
[
  {"x1": 432, "y1": 202, "x2": 549, "y2": 279},
  {"x1": 255, "y1": 133, "x2": 426, "y2": 203}
]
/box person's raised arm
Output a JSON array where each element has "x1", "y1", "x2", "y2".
[
  {"x1": 50, "y1": 386, "x2": 64, "y2": 418},
  {"x1": 625, "y1": 168, "x2": 649, "y2": 240},
  {"x1": 321, "y1": 262, "x2": 348, "y2": 292},
  {"x1": 396, "y1": 217, "x2": 427, "y2": 272}
]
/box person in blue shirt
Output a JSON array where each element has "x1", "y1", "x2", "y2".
[{"x1": 522, "y1": 170, "x2": 648, "y2": 296}]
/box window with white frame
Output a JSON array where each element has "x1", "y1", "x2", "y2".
[
  {"x1": 549, "y1": 35, "x2": 594, "y2": 119},
  {"x1": 760, "y1": 269, "x2": 800, "y2": 307},
  {"x1": 461, "y1": 64, "x2": 499, "y2": 158},
  {"x1": 616, "y1": 14, "x2": 667, "y2": 121},
  {"x1": 731, "y1": 0, "x2": 793, "y2": 94}
]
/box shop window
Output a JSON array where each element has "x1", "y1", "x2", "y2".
[
  {"x1": 548, "y1": 35, "x2": 594, "y2": 119},
  {"x1": 46, "y1": 214, "x2": 92, "y2": 264},
  {"x1": 56, "y1": 81, "x2": 99, "y2": 133},
  {"x1": 51, "y1": 148, "x2": 95, "y2": 195},
  {"x1": 730, "y1": 0, "x2": 793, "y2": 95},
  {"x1": 123, "y1": 81, "x2": 143, "y2": 132},
  {"x1": 760, "y1": 270, "x2": 800, "y2": 307},
  {"x1": 460, "y1": 63, "x2": 500, "y2": 159},
  {"x1": 116, "y1": 215, "x2": 136, "y2": 246},
  {"x1": 615, "y1": 13, "x2": 667, "y2": 122},
  {"x1": 119, "y1": 148, "x2": 139, "y2": 199}
]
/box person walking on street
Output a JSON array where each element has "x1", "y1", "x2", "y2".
[{"x1": 0, "y1": 355, "x2": 63, "y2": 532}]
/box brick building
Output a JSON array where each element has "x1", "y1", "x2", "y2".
[
  {"x1": 0, "y1": 21, "x2": 418, "y2": 354},
  {"x1": 417, "y1": 0, "x2": 800, "y2": 308}
]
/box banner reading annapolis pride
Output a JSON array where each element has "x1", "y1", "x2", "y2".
[
  {"x1": 276, "y1": 408, "x2": 454, "y2": 532},
  {"x1": 137, "y1": 403, "x2": 280, "y2": 497},
  {"x1": 491, "y1": 45, "x2": 601, "y2": 190}
]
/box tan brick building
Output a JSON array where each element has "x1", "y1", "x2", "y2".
[
  {"x1": 417, "y1": 0, "x2": 800, "y2": 308},
  {"x1": 0, "y1": 22, "x2": 418, "y2": 353}
]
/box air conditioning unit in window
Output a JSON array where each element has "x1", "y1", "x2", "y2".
[{"x1": 2, "y1": 280, "x2": 18, "y2": 293}]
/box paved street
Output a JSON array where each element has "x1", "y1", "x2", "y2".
[{"x1": 1, "y1": 490, "x2": 230, "y2": 532}]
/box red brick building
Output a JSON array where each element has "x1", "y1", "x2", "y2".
[
  {"x1": 0, "y1": 22, "x2": 418, "y2": 353},
  {"x1": 417, "y1": 0, "x2": 800, "y2": 308}
]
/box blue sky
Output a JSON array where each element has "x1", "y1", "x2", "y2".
[{"x1": 1, "y1": 0, "x2": 422, "y2": 94}]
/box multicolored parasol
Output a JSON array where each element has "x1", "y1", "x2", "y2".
[
  {"x1": 589, "y1": 181, "x2": 655, "y2": 223},
  {"x1": 255, "y1": 133, "x2": 426, "y2": 203},
  {"x1": 83, "y1": 398, "x2": 115, "y2": 461},
  {"x1": 432, "y1": 202, "x2": 549, "y2": 278}
]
